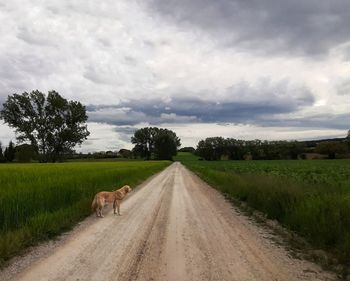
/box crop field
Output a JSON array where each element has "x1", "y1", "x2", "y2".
[
  {"x1": 0, "y1": 161, "x2": 170, "y2": 266},
  {"x1": 177, "y1": 152, "x2": 350, "y2": 261}
]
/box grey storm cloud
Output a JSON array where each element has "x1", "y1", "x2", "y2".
[
  {"x1": 87, "y1": 81, "x2": 315, "y2": 126},
  {"x1": 337, "y1": 80, "x2": 350, "y2": 96},
  {"x1": 265, "y1": 112, "x2": 350, "y2": 130},
  {"x1": 87, "y1": 104, "x2": 198, "y2": 126},
  {"x1": 147, "y1": 0, "x2": 350, "y2": 56},
  {"x1": 112, "y1": 126, "x2": 138, "y2": 142},
  {"x1": 87, "y1": 94, "x2": 350, "y2": 131}
]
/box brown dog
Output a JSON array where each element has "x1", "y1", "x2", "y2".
[{"x1": 91, "y1": 185, "x2": 132, "y2": 217}]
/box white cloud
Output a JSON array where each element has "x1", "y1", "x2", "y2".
[
  {"x1": 77, "y1": 122, "x2": 132, "y2": 153},
  {"x1": 0, "y1": 122, "x2": 16, "y2": 146},
  {"x1": 0, "y1": 0, "x2": 349, "y2": 151}
]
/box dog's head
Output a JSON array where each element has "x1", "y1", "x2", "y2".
[{"x1": 124, "y1": 185, "x2": 132, "y2": 193}]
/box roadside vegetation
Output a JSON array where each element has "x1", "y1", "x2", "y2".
[
  {"x1": 177, "y1": 152, "x2": 350, "y2": 263},
  {"x1": 0, "y1": 161, "x2": 170, "y2": 266},
  {"x1": 195, "y1": 134, "x2": 350, "y2": 160}
]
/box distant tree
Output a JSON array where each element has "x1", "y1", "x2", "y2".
[
  {"x1": 195, "y1": 139, "x2": 211, "y2": 160},
  {"x1": 4, "y1": 141, "x2": 15, "y2": 162},
  {"x1": 131, "y1": 127, "x2": 158, "y2": 160},
  {"x1": 0, "y1": 90, "x2": 90, "y2": 162},
  {"x1": 118, "y1": 149, "x2": 132, "y2": 158},
  {"x1": 15, "y1": 144, "x2": 37, "y2": 162},
  {"x1": 346, "y1": 130, "x2": 350, "y2": 149},
  {"x1": 178, "y1": 147, "x2": 195, "y2": 153},
  {"x1": 103, "y1": 151, "x2": 118, "y2": 158},
  {"x1": 196, "y1": 137, "x2": 226, "y2": 160},
  {"x1": 154, "y1": 129, "x2": 181, "y2": 160},
  {"x1": 0, "y1": 142, "x2": 5, "y2": 163},
  {"x1": 131, "y1": 127, "x2": 181, "y2": 160},
  {"x1": 285, "y1": 141, "x2": 305, "y2": 159},
  {"x1": 3, "y1": 147, "x2": 8, "y2": 162},
  {"x1": 196, "y1": 137, "x2": 306, "y2": 161},
  {"x1": 315, "y1": 141, "x2": 348, "y2": 159},
  {"x1": 226, "y1": 138, "x2": 246, "y2": 160}
]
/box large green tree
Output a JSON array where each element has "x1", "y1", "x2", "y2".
[
  {"x1": 0, "y1": 90, "x2": 90, "y2": 162},
  {"x1": 154, "y1": 129, "x2": 181, "y2": 160},
  {"x1": 131, "y1": 127, "x2": 181, "y2": 160}
]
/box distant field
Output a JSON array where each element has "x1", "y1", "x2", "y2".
[
  {"x1": 176, "y1": 152, "x2": 350, "y2": 185},
  {"x1": 66, "y1": 157, "x2": 139, "y2": 162},
  {"x1": 0, "y1": 161, "x2": 170, "y2": 266},
  {"x1": 177, "y1": 152, "x2": 350, "y2": 262}
]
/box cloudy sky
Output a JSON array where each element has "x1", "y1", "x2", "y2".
[{"x1": 0, "y1": 0, "x2": 349, "y2": 152}]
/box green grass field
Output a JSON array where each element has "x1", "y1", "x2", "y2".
[
  {"x1": 0, "y1": 161, "x2": 170, "y2": 266},
  {"x1": 176, "y1": 152, "x2": 350, "y2": 262}
]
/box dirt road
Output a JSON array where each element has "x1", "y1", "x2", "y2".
[{"x1": 5, "y1": 162, "x2": 336, "y2": 281}]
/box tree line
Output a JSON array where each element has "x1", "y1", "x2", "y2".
[
  {"x1": 195, "y1": 135, "x2": 350, "y2": 161},
  {"x1": 0, "y1": 90, "x2": 181, "y2": 162},
  {"x1": 0, "y1": 141, "x2": 46, "y2": 163},
  {"x1": 3, "y1": 90, "x2": 347, "y2": 163}
]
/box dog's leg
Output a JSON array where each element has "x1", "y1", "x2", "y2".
[
  {"x1": 98, "y1": 205, "x2": 104, "y2": 218},
  {"x1": 113, "y1": 199, "x2": 117, "y2": 215},
  {"x1": 99, "y1": 199, "x2": 105, "y2": 218},
  {"x1": 116, "y1": 200, "x2": 121, "y2": 215}
]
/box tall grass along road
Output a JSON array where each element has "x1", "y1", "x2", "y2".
[
  {"x1": 0, "y1": 161, "x2": 170, "y2": 266},
  {"x1": 177, "y1": 153, "x2": 350, "y2": 264},
  {"x1": 2, "y1": 162, "x2": 336, "y2": 281}
]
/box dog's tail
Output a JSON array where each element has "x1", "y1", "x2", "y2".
[{"x1": 91, "y1": 195, "x2": 97, "y2": 212}]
